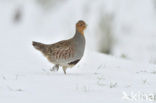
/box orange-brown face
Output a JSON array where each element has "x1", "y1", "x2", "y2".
[{"x1": 76, "y1": 20, "x2": 87, "y2": 35}]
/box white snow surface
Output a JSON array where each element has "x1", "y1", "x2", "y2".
[
  {"x1": 0, "y1": 51, "x2": 156, "y2": 103},
  {"x1": 0, "y1": 0, "x2": 156, "y2": 103}
]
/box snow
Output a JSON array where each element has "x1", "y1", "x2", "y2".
[
  {"x1": 0, "y1": 0, "x2": 156, "y2": 103},
  {"x1": 0, "y1": 50, "x2": 156, "y2": 103}
]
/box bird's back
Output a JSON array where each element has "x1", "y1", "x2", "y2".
[{"x1": 47, "y1": 39, "x2": 75, "y2": 64}]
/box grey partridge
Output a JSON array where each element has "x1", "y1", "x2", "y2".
[{"x1": 32, "y1": 20, "x2": 86, "y2": 74}]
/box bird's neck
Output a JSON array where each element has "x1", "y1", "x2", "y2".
[
  {"x1": 72, "y1": 30, "x2": 85, "y2": 45},
  {"x1": 73, "y1": 30, "x2": 84, "y2": 39},
  {"x1": 76, "y1": 29, "x2": 84, "y2": 35}
]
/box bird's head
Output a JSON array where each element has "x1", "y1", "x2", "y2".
[{"x1": 76, "y1": 20, "x2": 87, "y2": 35}]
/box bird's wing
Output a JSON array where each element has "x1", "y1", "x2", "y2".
[{"x1": 50, "y1": 39, "x2": 74, "y2": 60}]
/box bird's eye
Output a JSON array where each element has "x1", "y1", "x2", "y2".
[{"x1": 80, "y1": 24, "x2": 84, "y2": 27}]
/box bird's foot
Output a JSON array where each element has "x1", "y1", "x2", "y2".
[{"x1": 50, "y1": 64, "x2": 59, "y2": 72}]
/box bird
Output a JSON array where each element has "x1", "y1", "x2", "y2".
[{"x1": 32, "y1": 20, "x2": 86, "y2": 74}]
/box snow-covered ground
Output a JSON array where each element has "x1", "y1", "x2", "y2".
[
  {"x1": 0, "y1": 51, "x2": 156, "y2": 103},
  {"x1": 0, "y1": 0, "x2": 156, "y2": 103}
]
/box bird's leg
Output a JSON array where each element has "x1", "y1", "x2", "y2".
[
  {"x1": 62, "y1": 66, "x2": 67, "y2": 75},
  {"x1": 50, "y1": 64, "x2": 59, "y2": 72},
  {"x1": 55, "y1": 64, "x2": 59, "y2": 71}
]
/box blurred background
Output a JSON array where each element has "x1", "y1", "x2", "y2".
[{"x1": 1, "y1": 0, "x2": 156, "y2": 69}]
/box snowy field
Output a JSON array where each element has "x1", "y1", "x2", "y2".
[
  {"x1": 1, "y1": 51, "x2": 156, "y2": 103},
  {"x1": 0, "y1": 0, "x2": 156, "y2": 103}
]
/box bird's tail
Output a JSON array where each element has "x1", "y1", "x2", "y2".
[{"x1": 32, "y1": 41, "x2": 48, "y2": 53}]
